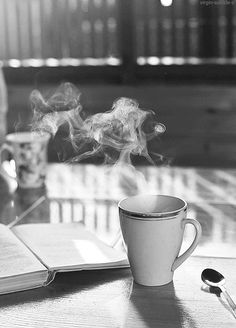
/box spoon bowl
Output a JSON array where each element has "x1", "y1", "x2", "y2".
[
  {"x1": 201, "y1": 268, "x2": 236, "y2": 318},
  {"x1": 201, "y1": 268, "x2": 225, "y2": 288}
]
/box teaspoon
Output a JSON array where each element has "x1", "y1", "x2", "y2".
[{"x1": 201, "y1": 268, "x2": 236, "y2": 317}]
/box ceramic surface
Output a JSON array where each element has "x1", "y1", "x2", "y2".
[
  {"x1": 119, "y1": 195, "x2": 202, "y2": 286},
  {"x1": 3, "y1": 132, "x2": 50, "y2": 188}
]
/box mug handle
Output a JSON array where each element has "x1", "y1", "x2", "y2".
[
  {"x1": 0, "y1": 143, "x2": 16, "y2": 179},
  {"x1": 172, "y1": 218, "x2": 202, "y2": 271}
]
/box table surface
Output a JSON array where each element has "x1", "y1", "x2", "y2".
[{"x1": 0, "y1": 163, "x2": 236, "y2": 327}]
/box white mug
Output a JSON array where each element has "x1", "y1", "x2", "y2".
[
  {"x1": 118, "y1": 194, "x2": 202, "y2": 286},
  {"x1": 0, "y1": 131, "x2": 50, "y2": 189}
]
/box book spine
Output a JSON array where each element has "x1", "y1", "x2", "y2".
[
  {"x1": 172, "y1": 0, "x2": 185, "y2": 57},
  {"x1": 233, "y1": 5, "x2": 236, "y2": 57},
  {"x1": 188, "y1": 0, "x2": 200, "y2": 58},
  {"x1": 147, "y1": 0, "x2": 158, "y2": 57},
  {"x1": 160, "y1": 2, "x2": 172, "y2": 57},
  {"x1": 43, "y1": 270, "x2": 56, "y2": 286},
  {"x1": 134, "y1": 0, "x2": 146, "y2": 58},
  {"x1": 106, "y1": 0, "x2": 119, "y2": 59},
  {"x1": 217, "y1": 3, "x2": 227, "y2": 58}
]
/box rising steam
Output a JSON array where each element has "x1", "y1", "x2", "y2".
[{"x1": 30, "y1": 83, "x2": 165, "y2": 169}]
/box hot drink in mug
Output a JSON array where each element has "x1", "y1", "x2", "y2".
[{"x1": 119, "y1": 194, "x2": 202, "y2": 286}]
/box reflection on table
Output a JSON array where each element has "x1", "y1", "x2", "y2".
[{"x1": 0, "y1": 164, "x2": 236, "y2": 258}]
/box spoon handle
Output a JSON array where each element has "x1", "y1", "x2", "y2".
[{"x1": 221, "y1": 286, "x2": 236, "y2": 316}]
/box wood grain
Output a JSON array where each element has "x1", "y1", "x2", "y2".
[{"x1": 0, "y1": 257, "x2": 235, "y2": 327}]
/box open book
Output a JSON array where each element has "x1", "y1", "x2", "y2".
[{"x1": 0, "y1": 223, "x2": 128, "y2": 295}]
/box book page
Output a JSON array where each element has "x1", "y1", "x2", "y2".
[
  {"x1": 12, "y1": 223, "x2": 128, "y2": 271},
  {"x1": 0, "y1": 224, "x2": 47, "y2": 279}
]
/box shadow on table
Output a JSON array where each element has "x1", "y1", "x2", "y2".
[
  {"x1": 124, "y1": 281, "x2": 197, "y2": 328},
  {"x1": 0, "y1": 268, "x2": 131, "y2": 308},
  {"x1": 201, "y1": 284, "x2": 235, "y2": 319}
]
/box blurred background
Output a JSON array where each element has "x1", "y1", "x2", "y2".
[{"x1": 1, "y1": 0, "x2": 236, "y2": 167}]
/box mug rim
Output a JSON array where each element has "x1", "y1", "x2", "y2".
[
  {"x1": 6, "y1": 131, "x2": 50, "y2": 143},
  {"x1": 118, "y1": 194, "x2": 187, "y2": 220}
]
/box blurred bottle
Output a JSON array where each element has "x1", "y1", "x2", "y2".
[{"x1": 0, "y1": 66, "x2": 8, "y2": 144}]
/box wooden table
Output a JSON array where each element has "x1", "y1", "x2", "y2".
[
  {"x1": 0, "y1": 164, "x2": 236, "y2": 327},
  {"x1": 0, "y1": 257, "x2": 235, "y2": 327}
]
